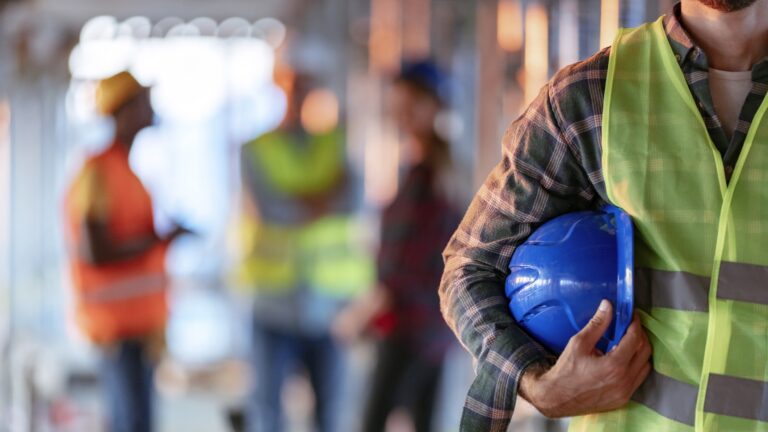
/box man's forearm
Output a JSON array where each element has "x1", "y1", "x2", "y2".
[
  {"x1": 437, "y1": 79, "x2": 602, "y2": 428},
  {"x1": 439, "y1": 262, "x2": 537, "y2": 358},
  {"x1": 439, "y1": 262, "x2": 554, "y2": 429}
]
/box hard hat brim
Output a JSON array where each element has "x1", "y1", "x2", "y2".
[{"x1": 604, "y1": 204, "x2": 634, "y2": 352}]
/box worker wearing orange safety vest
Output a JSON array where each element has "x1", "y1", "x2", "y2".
[{"x1": 64, "y1": 71, "x2": 189, "y2": 432}]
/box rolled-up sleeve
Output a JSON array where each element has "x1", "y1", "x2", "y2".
[{"x1": 439, "y1": 82, "x2": 598, "y2": 431}]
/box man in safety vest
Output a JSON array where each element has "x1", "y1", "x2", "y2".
[
  {"x1": 237, "y1": 71, "x2": 372, "y2": 432},
  {"x1": 64, "y1": 71, "x2": 188, "y2": 432},
  {"x1": 440, "y1": 1, "x2": 768, "y2": 431}
]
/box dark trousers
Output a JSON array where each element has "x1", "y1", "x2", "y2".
[
  {"x1": 247, "y1": 323, "x2": 344, "y2": 432},
  {"x1": 101, "y1": 339, "x2": 154, "y2": 432},
  {"x1": 362, "y1": 338, "x2": 443, "y2": 432}
]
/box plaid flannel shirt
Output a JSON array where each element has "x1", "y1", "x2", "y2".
[
  {"x1": 377, "y1": 163, "x2": 461, "y2": 362},
  {"x1": 439, "y1": 4, "x2": 768, "y2": 431}
]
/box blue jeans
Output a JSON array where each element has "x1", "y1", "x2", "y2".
[
  {"x1": 101, "y1": 340, "x2": 155, "y2": 432},
  {"x1": 247, "y1": 322, "x2": 345, "y2": 432}
]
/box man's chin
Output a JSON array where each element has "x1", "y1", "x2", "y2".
[{"x1": 696, "y1": 0, "x2": 759, "y2": 12}]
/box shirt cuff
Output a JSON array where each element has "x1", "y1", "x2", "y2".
[{"x1": 460, "y1": 330, "x2": 554, "y2": 432}]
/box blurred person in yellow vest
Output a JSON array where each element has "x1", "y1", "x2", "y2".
[
  {"x1": 64, "y1": 71, "x2": 190, "y2": 432},
  {"x1": 236, "y1": 68, "x2": 373, "y2": 432}
]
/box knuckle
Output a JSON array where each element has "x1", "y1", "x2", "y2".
[
  {"x1": 637, "y1": 333, "x2": 648, "y2": 346},
  {"x1": 590, "y1": 315, "x2": 605, "y2": 327},
  {"x1": 633, "y1": 336, "x2": 646, "y2": 349},
  {"x1": 569, "y1": 334, "x2": 585, "y2": 348},
  {"x1": 611, "y1": 382, "x2": 633, "y2": 402},
  {"x1": 641, "y1": 363, "x2": 653, "y2": 378},
  {"x1": 610, "y1": 388, "x2": 629, "y2": 404},
  {"x1": 627, "y1": 321, "x2": 639, "y2": 334},
  {"x1": 642, "y1": 345, "x2": 653, "y2": 359},
  {"x1": 637, "y1": 322, "x2": 648, "y2": 336},
  {"x1": 620, "y1": 388, "x2": 634, "y2": 403}
]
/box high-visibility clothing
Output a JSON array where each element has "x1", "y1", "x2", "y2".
[
  {"x1": 237, "y1": 214, "x2": 373, "y2": 297},
  {"x1": 237, "y1": 129, "x2": 373, "y2": 298},
  {"x1": 569, "y1": 17, "x2": 768, "y2": 431},
  {"x1": 65, "y1": 142, "x2": 167, "y2": 343},
  {"x1": 248, "y1": 129, "x2": 344, "y2": 197}
]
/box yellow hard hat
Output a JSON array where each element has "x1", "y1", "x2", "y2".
[{"x1": 94, "y1": 71, "x2": 147, "y2": 116}]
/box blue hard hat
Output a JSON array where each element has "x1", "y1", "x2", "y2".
[
  {"x1": 397, "y1": 60, "x2": 449, "y2": 104},
  {"x1": 505, "y1": 205, "x2": 634, "y2": 354}
]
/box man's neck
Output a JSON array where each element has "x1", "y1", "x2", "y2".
[
  {"x1": 680, "y1": 0, "x2": 768, "y2": 71},
  {"x1": 115, "y1": 129, "x2": 136, "y2": 152}
]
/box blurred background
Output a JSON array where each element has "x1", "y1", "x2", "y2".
[{"x1": 0, "y1": 0, "x2": 676, "y2": 431}]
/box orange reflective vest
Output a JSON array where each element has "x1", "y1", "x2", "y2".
[{"x1": 65, "y1": 142, "x2": 167, "y2": 343}]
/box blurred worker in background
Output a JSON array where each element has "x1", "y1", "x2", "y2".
[
  {"x1": 333, "y1": 60, "x2": 461, "y2": 432},
  {"x1": 237, "y1": 67, "x2": 373, "y2": 432},
  {"x1": 63, "y1": 71, "x2": 190, "y2": 432}
]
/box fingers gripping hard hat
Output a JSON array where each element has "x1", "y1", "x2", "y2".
[
  {"x1": 95, "y1": 71, "x2": 146, "y2": 116},
  {"x1": 505, "y1": 205, "x2": 634, "y2": 354}
]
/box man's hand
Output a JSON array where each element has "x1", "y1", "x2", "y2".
[
  {"x1": 331, "y1": 286, "x2": 390, "y2": 345},
  {"x1": 519, "y1": 300, "x2": 652, "y2": 418}
]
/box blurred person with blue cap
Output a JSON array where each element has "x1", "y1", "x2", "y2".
[
  {"x1": 333, "y1": 60, "x2": 461, "y2": 432},
  {"x1": 236, "y1": 64, "x2": 373, "y2": 432},
  {"x1": 439, "y1": 0, "x2": 768, "y2": 431},
  {"x1": 64, "y1": 71, "x2": 190, "y2": 432}
]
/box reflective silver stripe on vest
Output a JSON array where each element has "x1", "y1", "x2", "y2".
[
  {"x1": 82, "y1": 273, "x2": 166, "y2": 304},
  {"x1": 634, "y1": 268, "x2": 710, "y2": 312},
  {"x1": 632, "y1": 370, "x2": 768, "y2": 425},
  {"x1": 717, "y1": 261, "x2": 768, "y2": 305},
  {"x1": 704, "y1": 374, "x2": 768, "y2": 422},
  {"x1": 631, "y1": 369, "x2": 698, "y2": 426}
]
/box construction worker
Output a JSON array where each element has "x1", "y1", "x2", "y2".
[
  {"x1": 440, "y1": 0, "x2": 768, "y2": 431},
  {"x1": 333, "y1": 61, "x2": 461, "y2": 432},
  {"x1": 64, "y1": 71, "x2": 188, "y2": 432},
  {"x1": 237, "y1": 70, "x2": 372, "y2": 432}
]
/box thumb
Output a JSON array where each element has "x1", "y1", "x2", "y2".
[{"x1": 573, "y1": 299, "x2": 613, "y2": 353}]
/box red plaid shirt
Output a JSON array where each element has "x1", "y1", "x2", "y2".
[{"x1": 377, "y1": 162, "x2": 461, "y2": 362}]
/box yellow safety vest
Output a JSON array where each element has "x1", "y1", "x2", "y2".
[
  {"x1": 237, "y1": 129, "x2": 373, "y2": 298},
  {"x1": 249, "y1": 129, "x2": 344, "y2": 197},
  {"x1": 570, "y1": 17, "x2": 768, "y2": 431}
]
